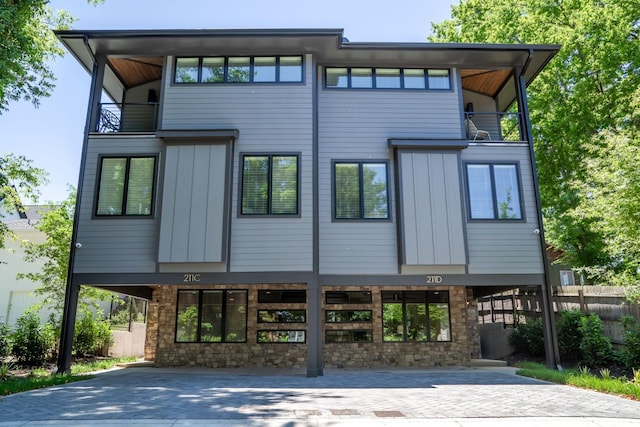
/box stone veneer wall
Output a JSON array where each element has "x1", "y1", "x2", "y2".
[
  {"x1": 323, "y1": 286, "x2": 471, "y2": 368},
  {"x1": 148, "y1": 283, "x2": 308, "y2": 368},
  {"x1": 466, "y1": 288, "x2": 482, "y2": 359}
]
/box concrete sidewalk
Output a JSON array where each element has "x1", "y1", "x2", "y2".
[{"x1": 1, "y1": 365, "x2": 639, "y2": 426}]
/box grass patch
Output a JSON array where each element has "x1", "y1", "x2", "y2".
[
  {"x1": 515, "y1": 361, "x2": 640, "y2": 401},
  {"x1": 0, "y1": 357, "x2": 136, "y2": 396}
]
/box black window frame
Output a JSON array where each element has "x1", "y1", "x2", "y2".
[
  {"x1": 173, "y1": 55, "x2": 304, "y2": 84},
  {"x1": 325, "y1": 291, "x2": 373, "y2": 304},
  {"x1": 324, "y1": 67, "x2": 451, "y2": 90},
  {"x1": 325, "y1": 329, "x2": 373, "y2": 343},
  {"x1": 257, "y1": 290, "x2": 307, "y2": 304},
  {"x1": 94, "y1": 154, "x2": 157, "y2": 218},
  {"x1": 381, "y1": 291, "x2": 451, "y2": 343},
  {"x1": 332, "y1": 160, "x2": 390, "y2": 221},
  {"x1": 325, "y1": 310, "x2": 373, "y2": 323},
  {"x1": 257, "y1": 330, "x2": 306, "y2": 343},
  {"x1": 464, "y1": 162, "x2": 525, "y2": 221},
  {"x1": 174, "y1": 289, "x2": 248, "y2": 343},
  {"x1": 240, "y1": 153, "x2": 300, "y2": 217},
  {"x1": 257, "y1": 309, "x2": 306, "y2": 323}
]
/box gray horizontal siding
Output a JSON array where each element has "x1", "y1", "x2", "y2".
[
  {"x1": 162, "y1": 55, "x2": 315, "y2": 272},
  {"x1": 74, "y1": 136, "x2": 163, "y2": 273},
  {"x1": 462, "y1": 144, "x2": 544, "y2": 274}
]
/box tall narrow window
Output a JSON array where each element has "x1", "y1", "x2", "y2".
[
  {"x1": 96, "y1": 156, "x2": 156, "y2": 216},
  {"x1": 241, "y1": 154, "x2": 299, "y2": 215},
  {"x1": 334, "y1": 161, "x2": 388, "y2": 220},
  {"x1": 466, "y1": 163, "x2": 523, "y2": 220}
]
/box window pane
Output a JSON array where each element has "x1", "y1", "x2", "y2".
[
  {"x1": 200, "y1": 291, "x2": 223, "y2": 342},
  {"x1": 326, "y1": 67, "x2": 348, "y2": 88},
  {"x1": 403, "y1": 69, "x2": 426, "y2": 89},
  {"x1": 96, "y1": 158, "x2": 126, "y2": 215},
  {"x1": 351, "y1": 68, "x2": 373, "y2": 88},
  {"x1": 429, "y1": 302, "x2": 451, "y2": 341},
  {"x1": 279, "y1": 56, "x2": 302, "y2": 82},
  {"x1": 375, "y1": 68, "x2": 401, "y2": 88},
  {"x1": 325, "y1": 291, "x2": 372, "y2": 304},
  {"x1": 258, "y1": 290, "x2": 306, "y2": 303},
  {"x1": 228, "y1": 57, "x2": 251, "y2": 82},
  {"x1": 125, "y1": 157, "x2": 155, "y2": 216},
  {"x1": 225, "y1": 290, "x2": 247, "y2": 342},
  {"x1": 335, "y1": 163, "x2": 360, "y2": 219},
  {"x1": 362, "y1": 163, "x2": 388, "y2": 219},
  {"x1": 326, "y1": 330, "x2": 372, "y2": 343},
  {"x1": 406, "y1": 302, "x2": 428, "y2": 341},
  {"x1": 325, "y1": 310, "x2": 372, "y2": 323},
  {"x1": 258, "y1": 309, "x2": 306, "y2": 323},
  {"x1": 493, "y1": 165, "x2": 522, "y2": 219},
  {"x1": 202, "y1": 57, "x2": 225, "y2": 83},
  {"x1": 428, "y1": 69, "x2": 450, "y2": 89},
  {"x1": 467, "y1": 164, "x2": 494, "y2": 219},
  {"x1": 176, "y1": 290, "x2": 199, "y2": 342},
  {"x1": 271, "y1": 156, "x2": 298, "y2": 214},
  {"x1": 175, "y1": 58, "x2": 199, "y2": 83},
  {"x1": 242, "y1": 156, "x2": 269, "y2": 214},
  {"x1": 254, "y1": 57, "x2": 276, "y2": 82},
  {"x1": 257, "y1": 330, "x2": 305, "y2": 343},
  {"x1": 382, "y1": 302, "x2": 403, "y2": 341}
]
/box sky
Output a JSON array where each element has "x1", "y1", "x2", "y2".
[{"x1": 0, "y1": 0, "x2": 458, "y2": 203}]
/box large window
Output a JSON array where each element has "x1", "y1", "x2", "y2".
[
  {"x1": 175, "y1": 290, "x2": 247, "y2": 343},
  {"x1": 96, "y1": 156, "x2": 156, "y2": 216},
  {"x1": 465, "y1": 163, "x2": 523, "y2": 220},
  {"x1": 241, "y1": 154, "x2": 299, "y2": 215},
  {"x1": 174, "y1": 56, "x2": 303, "y2": 84},
  {"x1": 325, "y1": 67, "x2": 450, "y2": 90},
  {"x1": 382, "y1": 291, "x2": 451, "y2": 342},
  {"x1": 333, "y1": 161, "x2": 389, "y2": 220}
]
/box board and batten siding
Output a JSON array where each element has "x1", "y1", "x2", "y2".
[
  {"x1": 161, "y1": 55, "x2": 314, "y2": 272},
  {"x1": 74, "y1": 136, "x2": 163, "y2": 273},
  {"x1": 462, "y1": 144, "x2": 544, "y2": 274},
  {"x1": 158, "y1": 144, "x2": 227, "y2": 263},
  {"x1": 398, "y1": 151, "x2": 466, "y2": 266},
  {"x1": 318, "y1": 69, "x2": 462, "y2": 274}
]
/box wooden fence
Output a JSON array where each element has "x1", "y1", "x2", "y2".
[{"x1": 478, "y1": 286, "x2": 640, "y2": 344}]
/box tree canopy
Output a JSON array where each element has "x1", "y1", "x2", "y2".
[{"x1": 431, "y1": 0, "x2": 640, "y2": 282}]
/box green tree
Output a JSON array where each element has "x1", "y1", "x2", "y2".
[
  {"x1": 0, "y1": 0, "x2": 103, "y2": 113},
  {"x1": 0, "y1": 153, "x2": 48, "y2": 249},
  {"x1": 18, "y1": 188, "x2": 111, "y2": 319},
  {"x1": 430, "y1": 0, "x2": 640, "y2": 270}
]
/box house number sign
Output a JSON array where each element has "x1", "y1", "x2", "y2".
[
  {"x1": 426, "y1": 275, "x2": 443, "y2": 284},
  {"x1": 183, "y1": 273, "x2": 201, "y2": 283}
]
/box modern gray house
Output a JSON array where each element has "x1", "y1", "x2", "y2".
[{"x1": 55, "y1": 28, "x2": 560, "y2": 376}]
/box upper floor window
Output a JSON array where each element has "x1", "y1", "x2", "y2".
[
  {"x1": 95, "y1": 156, "x2": 156, "y2": 216},
  {"x1": 333, "y1": 161, "x2": 389, "y2": 220},
  {"x1": 174, "y1": 56, "x2": 303, "y2": 84},
  {"x1": 325, "y1": 67, "x2": 450, "y2": 90},
  {"x1": 465, "y1": 163, "x2": 523, "y2": 220},
  {"x1": 241, "y1": 154, "x2": 299, "y2": 216}
]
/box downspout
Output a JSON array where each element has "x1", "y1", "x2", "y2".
[
  {"x1": 517, "y1": 48, "x2": 562, "y2": 370},
  {"x1": 57, "y1": 37, "x2": 105, "y2": 374}
]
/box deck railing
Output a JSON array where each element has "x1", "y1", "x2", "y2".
[
  {"x1": 464, "y1": 112, "x2": 525, "y2": 142},
  {"x1": 96, "y1": 103, "x2": 159, "y2": 133}
]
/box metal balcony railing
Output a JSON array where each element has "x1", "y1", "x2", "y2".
[
  {"x1": 96, "y1": 103, "x2": 159, "y2": 133},
  {"x1": 464, "y1": 112, "x2": 525, "y2": 142}
]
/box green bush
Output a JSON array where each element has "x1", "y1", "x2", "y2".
[
  {"x1": 579, "y1": 313, "x2": 614, "y2": 367},
  {"x1": 11, "y1": 312, "x2": 55, "y2": 366},
  {"x1": 621, "y1": 316, "x2": 640, "y2": 368},
  {"x1": 509, "y1": 317, "x2": 545, "y2": 356},
  {"x1": 557, "y1": 309, "x2": 585, "y2": 362},
  {"x1": 73, "y1": 313, "x2": 113, "y2": 357},
  {"x1": 0, "y1": 323, "x2": 11, "y2": 359}
]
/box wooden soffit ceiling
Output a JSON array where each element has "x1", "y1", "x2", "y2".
[
  {"x1": 107, "y1": 57, "x2": 164, "y2": 89},
  {"x1": 460, "y1": 69, "x2": 513, "y2": 98}
]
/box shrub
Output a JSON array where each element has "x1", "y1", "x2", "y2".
[
  {"x1": 557, "y1": 309, "x2": 585, "y2": 362},
  {"x1": 11, "y1": 312, "x2": 55, "y2": 366},
  {"x1": 509, "y1": 317, "x2": 545, "y2": 356},
  {"x1": 73, "y1": 313, "x2": 113, "y2": 357},
  {"x1": 621, "y1": 316, "x2": 640, "y2": 368},
  {"x1": 579, "y1": 313, "x2": 613, "y2": 367},
  {"x1": 0, "y1": 323, "x2": 11, "y2": 359}
]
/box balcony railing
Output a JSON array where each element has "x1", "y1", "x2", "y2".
[
  {"x1": 464, "y1": 112, "x2": 525, "y2": 142},
  {"x1": 96, "y1": 103, "x2": 159, "y2": 133}
]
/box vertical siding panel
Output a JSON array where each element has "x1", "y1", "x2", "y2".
[
  {"x1": 400, "y1": 154, "x2": 418, "y2": 264},
  {"x1": 444, "y1": 154, "x2": 466, "y2": 264},
  {"x1": 188, "y1": 145, "x2": 210, "y2": 262},
  {"x1": 429, "y1": 154, "x2": 451, "y2": 264},
  {"x1": 157, "y1": 146, "x2": 179, "y2": 262},
  {"x1": 205, "y1": 145, "x2": 227, "y2": 262}
]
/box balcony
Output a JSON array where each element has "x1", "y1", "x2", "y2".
[
  {"x1": 96, "y1": 103, "x2": 159, "y2": 133},
  {"x1": 464, "y1": 112, "x2": 525, "y2": 143}
]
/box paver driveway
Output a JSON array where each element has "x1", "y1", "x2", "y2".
[{"x1": 1, "y1": 365, "x2": 639, "y2": 426}]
